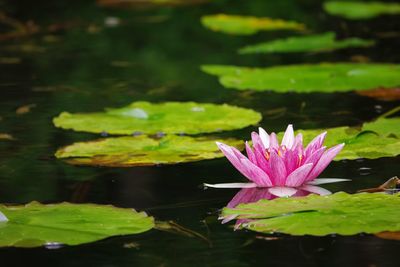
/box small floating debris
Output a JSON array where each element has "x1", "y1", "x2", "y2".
[
  {"x1": 132, "y1": 131, "x2": 143, "y2": 136},
  {"x1": 123, "y1": 108, "x2": 149, "y2": 119},
  {"x1": 191, "y1": 106, "x2": 205, "y2": 112},
  {"x1": 0, "y1": 211, "x2": 8, "y2": 222},
  {"x1": 358, "y1": 176, "x2": 400, "y2": 193},
  {"x1": 104, "y1": 16, "x2": 120, "y2": 27},
  {"x1": 44, "y1": 242, "x2": 64, "y2": 250}
]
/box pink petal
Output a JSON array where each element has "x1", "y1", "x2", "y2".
[
  {"x1": 269, "y1": 151, "x2": 287, "y2": 186},
  {"x1": 306, "y1": 143, "x2": 345, "y2": 180},
  {"x1": 283, "y1": 149, "x2": 299, "y2": 174},
  {"x1": 226, "y1": 188, "x2": 273, "y2": 208},
  {"x1": 268, "y1": 187, "x2": 298, "y2": 197},
  {"x1": 307, "y1": 178, "x2": 350, "y2": 185},
  {"x1": 304, "y1": 131, "x2": 327, "y2": 156},
  {"x1": 293, "y1": 133, "x2": 303, "y2": 149},
  {"x1": 281, "y1": 124, "x2": 295, "y2": 149},
  {"x1": 253, "y1": 147, "x2": 271, "y2": 175},
  {"x1": 204, "y1": 183, "x2": 257, "y2": 189},
  {"x1": 300, "y1": 185, "x2": 332, "y2": 196},
  {"x1": 258, "y1": 127, "x2": 270, "y2": 148},
  {"x1": 216, "y1": 142, "x2": 255, "y2": 181},
  {"x1": 284, "y1": 163, "x2": 313, "y2": 187},
  {"x1": 269, "y1": 132, "x2": 279, "y2": 149},
  {"x1": 239, "y1": 158, "x2": 273, "y2": 187},
  {"x1": 251, "y1": 132, "x2": 265, "y2": 150},
  {"x1": 245, "y1": 142, "x2": 257, "y2": 164},
  {"x1": 304, "y1": 146, "x2": 326, "y2": 166}
]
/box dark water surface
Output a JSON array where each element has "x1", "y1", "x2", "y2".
[{"x1": 0, "y1": 0, "x2": 399, "y2": 266}]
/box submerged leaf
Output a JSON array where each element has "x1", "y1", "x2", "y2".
[
  {"x1": 0, "y1": 202, "x2": 154, "y2": 247},
  {"x1": 53, "y1": 101, "x2": 261, "y2": 135},
  {"x1": 324, "y1": 1, "x2": 400, "y2": 20},
  {"x1": 201, "y1": 14, "x2": 305, "y2": 35},
  {"x1": 239, "y1": 32, "x2": 374, "y2": 54},
  {"x1": 55, "y1": 135, "x2": 243, "y2": 167},
  {"x1": 202, "y1": 63, "x2": 400, "y2": 93},
  {"x1": 223, "y1": 192, "x2": 400, "y2": 236}
]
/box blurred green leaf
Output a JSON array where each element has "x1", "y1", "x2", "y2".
[
  {"x1": 324, "y1": 1, "x2": 400, "y2": 20},
  {"x1": 201, "y1": 14, "x2": 305, "y2": 35},
  {"x1": 239, "y1": 32, "x2": 374, "y2": 54},
  {"x1": 202, "y1": 63, "x2": 400, "y2": 93}
]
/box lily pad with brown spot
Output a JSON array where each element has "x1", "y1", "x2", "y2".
[{"x1": 55, "y1": 135, "x2": 243, "y2": 167}]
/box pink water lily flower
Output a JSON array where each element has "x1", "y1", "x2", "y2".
[{"x1": 205, "y1": 125, "x2": 348, "y2": 197}]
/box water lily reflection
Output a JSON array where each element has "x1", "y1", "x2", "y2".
[
  {"x1": 205, "y1": 125, "x2": 349, "y2": 197},
  {"x1": 222, "y1": 186, "x2": 327, "y2": 224}
]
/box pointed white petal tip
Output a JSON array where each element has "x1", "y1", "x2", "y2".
[
  {"x1": 258, "y1": 127, "x2": 270, "y2": 147},
  {"x1": 203, "y1": 183, "x2": 257, "y2": 189},
  {"x1": 0, "y1": 211, "x2": 8, "y2": 222},
  {"x1": 268, "y1": 187, "x2": 298, "y2": 197},
  {"x1": 220, "y1": 214, "x2": 238, "y2": 224},
  {"x1": 307, "y1": 178, "x2": 351, "y2": 185}
]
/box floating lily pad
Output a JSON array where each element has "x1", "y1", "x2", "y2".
[
  {"x1": 55, "y1": 135, "x2": 243, "y2": 167},
  {"x1": 0, "y1": 201, "x2": 154, "y2": 247},
  {"x1": 362, "y1": 117, "x2": 400, "y2": 137},
  {"x1": 288, "y1": 118, "x2": 400, "y2": 160},
  {"x1": 202, "y1": 63, "x2": 400, "y2": 93},
  {"x1": 222, "y1": 192, "x2": 400, "y2": 236},
  {"x1": 201, "y1": 14, "x2": 305, "y2": 35},
  {"x1": 238, "y1": 32, "x2": 374, "y2": 54},
  {"x1": 53, "y1": 101, "x2": 261, "y2": 135},
  {"x1": 324, "y1": 1, "x2": 400, "y2": 20}
]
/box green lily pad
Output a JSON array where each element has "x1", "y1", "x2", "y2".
[
  {"x1": 287, "y1": 118, "x2": 400, "y2": 160},
  {"x1": 0, "y1": 201, "x2": 154, "y2": 247},
  {"x1": 324, "y1": 1, "x2": 400, "y2": 20},
  {"x1": 55, "y1": 135, "x2": 243, "y2": 167},
  {"x1": 201, "y1": 14, "x2": 305, "y2": 35},
  {"x1": 202, "y1": 63, "x2": 400, "y2": 93},
  {"x1": 53, "y1": 101, "x2": 261, "y2": 135},
  {"x1": 362, "y1": 117, "x2": 400, "y2": 137},
  {"x1": 222, "y1": 192, "x2": 400, "y2": 236},
  {"x1": 238, "y1": 32, "x2": 374, "y2": 54}
]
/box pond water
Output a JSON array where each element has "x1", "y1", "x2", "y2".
[{"x1": 0, "y1": 0, "x2": 399, "y2": 266}]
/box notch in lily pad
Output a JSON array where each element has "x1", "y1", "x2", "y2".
[
  {"x1": 55, "y1": 135, "x2": 244, "y2": 167},
  {"x1": 53, "y1": 101, "x2": 262, "y2": 135},
  {"x1": 0, "y1": 201, "x2": 154, "y2": 248}
]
